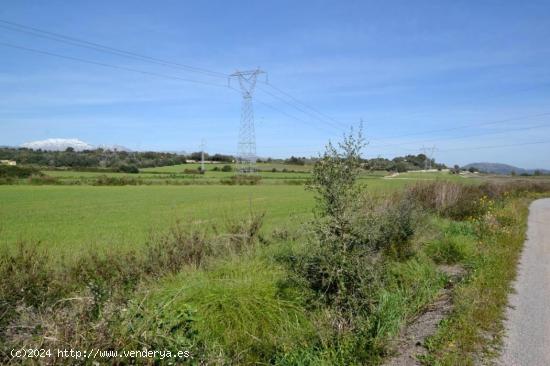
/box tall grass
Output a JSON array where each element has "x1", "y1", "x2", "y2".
[{"x1": 119, "y1": 258, "x2": 313, "y2": 364}]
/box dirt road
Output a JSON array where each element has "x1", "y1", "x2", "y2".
[{"x1": 499, "y1": 198, "x2": 550, "y2": 365}]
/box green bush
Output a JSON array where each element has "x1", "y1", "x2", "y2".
[
  {"x1": 28, "y1": 174, "x2": 60, "y2": 185},
  {"x1": 0, "y1": 242, "x2": 66, "y2": 327},
  {"x1": 117, "y1": 164, "x2": 139, "y2": 173},
  {"x1": 0, "y1": 165, "x2": 41, "y2": 178},
  {"x1": 220, "y1": 175, "x2": 262, "y2": 185},
  {"x1": 221, "y1": 164, "x2": 233, "y2": 172},
  {"x1": 93, "y1": 175, "x2": 142, "y2": 185}
]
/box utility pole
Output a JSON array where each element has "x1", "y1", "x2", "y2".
[
  {"x1": 229, "y1": 68, "x2": 266, "y2": 174},
  {"x1": 200, "y1": 139, "x2": 206, "y2": 173},
  {"x1": 428, "y1": 145, "x2": 437, "y2": 170},
  {"x1": 421, "y1": 145, "x2": 437, "y2": 170},
  {"x1": 421, "y1": 146, "x2": 429, "y2": 170}
]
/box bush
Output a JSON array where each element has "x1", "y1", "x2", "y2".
[
  {"x1": 221, "y1": 164, "x2": 233, "y2": 172},
  {"x1": 28, "y1": 174, "x2": 60, "y2": 185},
  {"x1": 93, "y1": 175, "x2": 142, "y2": 186},
  {"x1": 183, "y1": 168, "x2": 203, "y2": 175},
  {"x1": 407, "y1": 180, "x2": 550, "y2": 221},
  {"x1": 0, "y1": 165, "x2": 41, "y2": 178},
  {"x1": 0, "y1": 242, "x2": 66, "y2": 327},
  {"x1": 407, "y1": 182, "x2": 486, "y2": 220},
  {"x1": 117, "y1": 164, "x2": 139, "y2": 174},
  {"x1": 220, "y1": 175, "x2": 262, "y2": 185},
  {"x1": 145, "y1": 222, "x2": 211, "y2": 274}
]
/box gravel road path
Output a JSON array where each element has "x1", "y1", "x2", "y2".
[{"x1": 499, "y1": 198, "x2": 550, "y2": 366}]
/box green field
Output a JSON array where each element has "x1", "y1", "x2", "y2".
[
  {"x1": 0, "y1": 185, "x2": 314, "y2": 255},
  {"x1": 0, "y1": 171, "x2": 465, "y2": 256}
]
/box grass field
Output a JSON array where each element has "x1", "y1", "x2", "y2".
[
  {"x1": 2, "y1": 160, "x2": 550, "y2": 364},
  {"x1": 0, "y1": 172, "x2": 473, "y2": 256},
  {"x1": 0, "y1": 185, "x2": 314, "y2": 255}
]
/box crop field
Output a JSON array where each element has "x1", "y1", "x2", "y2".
[
  {"x1": 0, "y1": 170, "x2": 446, "y2": 257},
  {"x1": 0, "y1": 185, "x2": 314, "y2": 255}
]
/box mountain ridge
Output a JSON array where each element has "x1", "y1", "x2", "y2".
[{"x1": 463, "y1": 162, "x2": 550, "y2": 175}]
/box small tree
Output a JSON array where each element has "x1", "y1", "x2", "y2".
[
  {"x1": 308, "y1": 128, "x2": 365, "y2": 221},
  {"x1": 304, "y1": 128, "x2": 367, "y2": 304}
]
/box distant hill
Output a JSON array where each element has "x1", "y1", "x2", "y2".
[
  {"x1": 463, "y1": 162, "x2": 550, "y2": 175},
  {"x1": 21, "y1": 138, "x2": 93, "y2": 151},
  {"x1": 20, "y1": 138, "x2": 131, "y2": 152}
]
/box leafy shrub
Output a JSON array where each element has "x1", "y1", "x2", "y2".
[
  {"x1": 221, "y1": 211, "x2": 265, "y2": 252},
  {"x1": 117, "y1": 164, "x2": 139, "y2": 173},
  {"x1": 0, "y1": 242, "x2": 66, "y2": 327},
  {"x1": 93, "y1": 175, "x2": 142, "y2": 185},
  {"x1": 0, "y1": 177, "x2": 16, "y2": 185},
  {"x1": 220, "y1": 175, "x2": 262, "y2": 185},
  {"x1": 221, "y1": 164, "x2": 233, "y2": 172},
  {"x1": 351, "y1": 193, "x2": 417, "y2": 258},
  {"x1": 28, "y1": 174, "x2": 60, "y2": 185},
  {"x1": 0, "y1": 165, "x2": 41, "y2": 178},
  {"x1": 407, "y1": 180, "x2": 550, "y2": 221},
  {"x1": 407, "y1": 182, "x2": 487, "y2": 220},
  {"x1": 145, "y1": 222, "x2": 211, "y2": 274}
]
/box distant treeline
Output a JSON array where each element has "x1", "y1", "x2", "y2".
[
  {"x1": 1, "y1": 147, "x2": 445, "y2": 172},
  {"x1": 0, "y1": 148, "x2": 234, "y2": 169},
  {"x1": 364, "y1": 154, "x2": 447, "y2": 172}
]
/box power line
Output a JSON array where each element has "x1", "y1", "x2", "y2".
[
  {"x1": 368, "y1": 112, "x2": 550, "y2": 143},
  {"x1": 0, "y1": 40, "x2": 342, "y2": 135},
  {"x1": 259, "y1": 82, "x2": 350, "y2": 130},
  {"x1": 438, "y1": 139, "x2": 550, "y2": 152},
  {"x1": 0, "y1": 19, "x2": 349, "y2": 132},
  {"x1": 0, "y1": 19, "x2": 227, "y2": 79},
  {"x1": 0, "y1": 41, "x2": 230, "y2": 89},
  {"x1": 256, "y1": 86, "x2": 346, "y2": 131},
  {"x1": 253, "y1": 98, "x2": 339, "y2": 134},
  {"x1": 369, "y1": 120, "x2": 550, "y2": 149}
]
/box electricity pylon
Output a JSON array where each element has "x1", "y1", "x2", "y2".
[
  {"x1": 229, "y1": 69, "x2": 266, "y2": 173},
  {"x1": 421, "y1": 145, "x2": 437, "y2": 170},
  {"x1": 200, "y1": 139, "x2": 206, "y2": 173}
]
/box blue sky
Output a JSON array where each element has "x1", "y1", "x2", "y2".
[{"x1": 1, "y1": 0, "x2": 549, "y2": 168}]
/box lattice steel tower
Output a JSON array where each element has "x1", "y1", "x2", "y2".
[{"x1": 229, "y1": 69, "x2": 266, "y2": 173}]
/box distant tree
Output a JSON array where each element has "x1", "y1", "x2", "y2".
[
  {"x1": 118, "y1": 165, "x2": 139, "y2": 174},
  {"x1": 189, "y1": 152, "x2": 205, "y2": 161},
  {"x1": 468, "y1": 167, "x2": 478, "y2": 173},
  {"x1": 285, "y1": 156, "x2": 306, "y2": 165},
  {"x1": 395, "y1": 162, "x2": 408, "y2": 173},
  {"x1": 211, "y1": 153, "x2": 234, "y2": 162}
]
